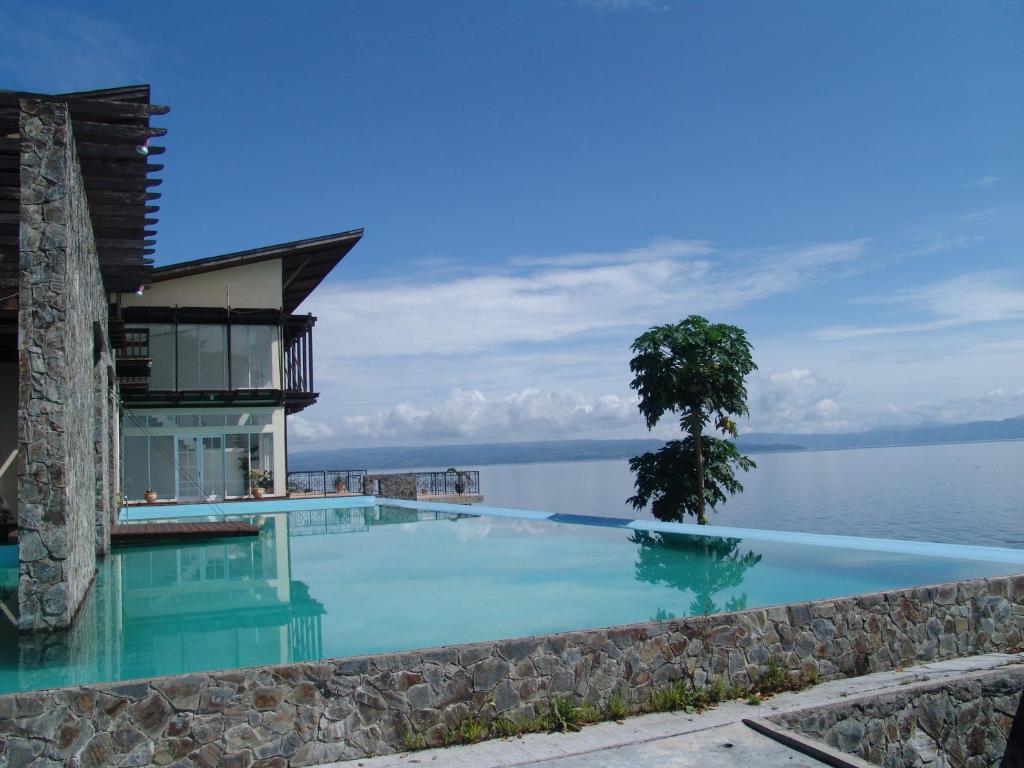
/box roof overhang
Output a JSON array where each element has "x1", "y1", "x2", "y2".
[
  {"x1": 0, "y1": 84, "x2": 168, "y2": 293},
  {"x1": 149, "y1": 229, "x2": 363, "y2": 313}
]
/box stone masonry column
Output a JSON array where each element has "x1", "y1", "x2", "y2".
[
  {"x1": 17, "y1": 98, "x2": 110, "y2": 630},
  {"x1": 94, "y1": 363, "x2": 111, "y2": 556}
]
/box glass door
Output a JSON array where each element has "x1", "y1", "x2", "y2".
[{"x1": 202, "y1": 436, "x2": 225, "y2": 500}]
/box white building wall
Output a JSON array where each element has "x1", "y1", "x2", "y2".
[{"x1": 124, "y1": 259, "x2": 283, "y2": 310}]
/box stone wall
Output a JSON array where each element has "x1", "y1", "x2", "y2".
[
  {"x1": 16, "y1": 98, "x2": 113, "y2": 631},
  {"x1": 363, "y1": 473, "x2": 418, "y2": 500},
  {"x1": 774, "y1": 666, "x2": 1024, "y2": 767},
  {"x1": 0, "y1": 574, "x2": 1021, "y2": 767}
]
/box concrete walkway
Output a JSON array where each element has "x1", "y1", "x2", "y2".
[{"x1": 324, "y1": 653, "x2": 1024, "y2": 768}]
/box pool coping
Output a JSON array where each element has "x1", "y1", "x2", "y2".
[{"x1": 110, "y1": 494, "x2": 1024, "y2": 566}]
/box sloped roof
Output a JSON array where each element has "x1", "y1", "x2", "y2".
[{"x1": 150, "y1": 229, "x2": 364, "y2": 313}]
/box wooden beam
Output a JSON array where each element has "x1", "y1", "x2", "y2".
[
  {"x1": 94, "y1": 228, "x2": 158, "y2": 240},
  {"x1": 91, "y1": 216, "x2": 159, "y2": 230},
  {"x1": 96, "y1": 238, "x2": 157, "y2": 249},
  {"x1": 86, "y1": 203, "x2": 160, "y2": 216},
  {"x1": 81, "y1": 175, "x2": 162, "y2": 192},
  {"x1": 85, "y1": 189, "x2": 161, "y2": 204},
  {"x1": 79, "y1": 160, "x2": 163, "y2": 177},
  {"x1": 76, "y1": 142, "x2": 166, "y2": 160},
  {"x1": 69, "y1": 121, "x2": 166, "y2": 144},
  {"x1": 65, "y1": 99, "x2": 169, "y2": 121}
]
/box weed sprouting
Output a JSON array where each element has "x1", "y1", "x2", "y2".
[
  {"x1": 490, "y1": 715, "x2": 519, "y2": 738},
  {"x1": 401, "y1": 730, "x2": 426, "y2": 751},
  {"x1": 546, "y1": 696, "x2": 582, "y2": 732},
  {"x1": 604, "y1": 692, "x2": 630, "y2": 720}
]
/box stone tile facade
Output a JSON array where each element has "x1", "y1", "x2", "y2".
[
  {"x1": 16, "y1": 98, "x2": 115, "y2": 631},
  {"x1": 0, "y1": 574, "x2": 1021, "y2": 767},
  {"x1": 775, "y1": 665, "x2": 1024, "y2": 767}
]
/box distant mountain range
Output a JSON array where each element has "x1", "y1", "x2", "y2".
[
  {"x1": 287, "y1": 437, "x2": 801, "y2": 471},
  {"x1": 288, "y1": 415, "x2": 1024, "y2": 471},
  {"x1": 739, "y1": 414, "x2": 1024, "y2": 451}
]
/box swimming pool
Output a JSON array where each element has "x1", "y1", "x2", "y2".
[{"x1": 0, "y1": 497, "x2": 1021, "y2": 694}]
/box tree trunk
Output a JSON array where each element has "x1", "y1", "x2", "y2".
[{"x1": 690, "y1": 411, "x2": 706, "y2": 524}]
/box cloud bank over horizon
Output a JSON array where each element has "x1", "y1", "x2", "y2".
[{"x1": 290, "y1": 234, "x2": 1024, "y2": 449}]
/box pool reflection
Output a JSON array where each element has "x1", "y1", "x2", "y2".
[
  {"x1": 1, "y1": 507, "x2": 464, "y2": 693},
  {"x1": 630, "y1": 531, "x2": 763, "y2": 617}
]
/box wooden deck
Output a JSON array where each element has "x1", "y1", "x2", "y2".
[
  {"x1": 6, "y1": 521, "x2": 260, "y2": 545},
  {"x1": 112, "y1": 521, "x2": 259, "y2": 543}
]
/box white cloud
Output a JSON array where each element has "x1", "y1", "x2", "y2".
[
  {"x1": 747, "y1": 369, "x2": 850, "y2": 433},
  {"x1": 334, "y1": 388, "x2": 641, "y2": 444},
  {"x1": 815, "y1": 272, "x2": 1024, "y2": 340},
  {"x1": 964, "y1": 175, "x2": 998, "y2": 189},
  {"x1": 288, "y1": 415, "x2": 336, "y2": 444},
  {"x1": 305, "y1": 238, "x2": 869, "y2": 359}
]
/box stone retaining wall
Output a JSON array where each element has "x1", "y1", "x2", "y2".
[
  {"x1": 0, "y1": 574, "x2": 1021, "y2": 767},
  {"x1": 17, "y1": 98, "x2": 114, "y2": 631},
  {"x1": 774, "y1": 665, "x2": 1024, "y2": 767},
  {"x1": 362, "y1": 473, "x2": 417, "y2": 500}
]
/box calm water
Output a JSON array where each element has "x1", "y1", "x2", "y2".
[
  {"x1": 1, "y1": 500, "x2": 1021, "y2": 693},
  {"x1": 480, "y1": 441, "x2": 1024, "y2": 547}
]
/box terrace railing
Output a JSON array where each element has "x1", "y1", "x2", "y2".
[
  {"x1": 415, "y1": 470, "x2": 480, "y2": 496},
  {"x1": 286, "y1": 469, "x2": 366, "y2": 496}
]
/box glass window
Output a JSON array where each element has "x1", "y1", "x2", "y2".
[
  {"x1": 259, "y1": 433, "x2": 274, "y2": 475},
  {"x1": 148, "y1": 324, "x2": 175, "y2": 391},
  {"x1": 225, "y1": 434, "x2": 249, "y2": 497},
  {"x1": 149, "y1": 436, "x2": 175, "y2": 499},
  {"x1": 123, "y1": 434, "x2": 175, "y2": 501},
  {"x1": 123, "y1": 436, "x2": 149, "y2": 500},
  {"x1": 201, "y1": 414, "x2": 226, "y2": 427},
  {"x1": 231, "y1": 325, "x2": 275, "y2": 389},
  {"x1": 178, "y1": 325, "x2": 227, "y2": 390}
]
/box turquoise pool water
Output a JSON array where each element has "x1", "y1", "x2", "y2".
[{"x1": 0, "y1": 498, "x2": 1022, "y2": 694}]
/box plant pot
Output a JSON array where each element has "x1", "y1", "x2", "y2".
[
  {"x1": 334, "y1": 482, "x2": 347, "y2": 494},
  {"x1": 144, "y1": 490, "x2": 157, "y2": 504},
  {"x1": 251, "y1": 487, "x2": 265, "y2": 499}
]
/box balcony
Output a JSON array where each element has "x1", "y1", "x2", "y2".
[
  {"x1": 116, "y1": 308, "x2": 320, "y2": 414},
  {"x1": 114, "y1": 326, "x2": 153, "y2": 394}
]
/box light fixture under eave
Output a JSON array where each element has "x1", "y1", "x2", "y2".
[
  {"x1": 135, "y1": 139, "x2": 150, "y2": 156},
  {"x1": 135, "y1": 285, "x2": 145, "y2": 296}
]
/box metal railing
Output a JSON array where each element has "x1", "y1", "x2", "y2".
[
  {"x1": 286, "y1": 469, "x2": 366, "y2": 496},
  {"x1": 415, "y1": 470, "x2": 480, "y2": 496}
]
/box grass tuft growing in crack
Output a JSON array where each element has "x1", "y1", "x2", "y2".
[{"x1": 400, "y1": 662, "x2": 823, "y2": 752}]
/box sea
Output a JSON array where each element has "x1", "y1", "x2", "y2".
[{"x1": 469, "y1": 440, "x2": 1024, "y2": 548}]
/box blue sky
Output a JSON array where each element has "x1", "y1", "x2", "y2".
[{"x1": 2, "y1": 0, "x2": 1023, "y2": 447}]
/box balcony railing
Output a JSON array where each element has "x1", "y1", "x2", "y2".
[
  {"x1": 114, "y1": 326, "x2": 152, "y2": 393},
  {"x1": 286, "y1": 469, "x2": 367, "y2": 496},
  {"x1": 415, "y1": 470, "x2": 480, "y2": 496},
  {"x1": 283, "y1": 314, "x2": 315, "y2": 412}
]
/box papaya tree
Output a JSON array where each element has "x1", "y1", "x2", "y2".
[{"x1": 628, "y1": 315, "x2": 757, "y2": 524}]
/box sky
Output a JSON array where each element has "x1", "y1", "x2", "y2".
[{"x1": 2, "y1": 0, "x2": 1023, "y2": 449}]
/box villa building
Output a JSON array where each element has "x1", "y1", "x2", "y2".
[
  {"x1": 117, "y1": 232, "x2": 360, "y2": 502},
  {"x1": 0, "y1": 84, "x2": 360, "y2": 631}
]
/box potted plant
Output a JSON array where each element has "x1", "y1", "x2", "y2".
[
  {"x1": 333, "y1": 475, "x2": 347, "y2": 494},
  {"x1": 249, "y1": 469, "x2": 271, "y2": 499},
  {"x1": 144, "y1": 488, "x2": 158, "y2": 504}
]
